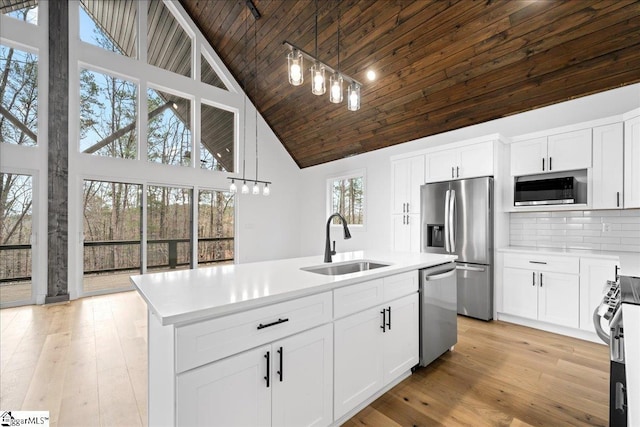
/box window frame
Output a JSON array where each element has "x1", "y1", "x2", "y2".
[{"x1": 326, "y1": 169, "x2": 366, "y2": 229}]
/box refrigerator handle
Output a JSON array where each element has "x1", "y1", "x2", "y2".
[
  {"x1": 449, "y1": 189, "x2": 456, "y2": 252},
  {"x1": 444, "y1": 190, "x2": 451, "y2": 253}
]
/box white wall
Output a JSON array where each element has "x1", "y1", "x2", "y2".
[{"x1": 296, "y1": 83, "x2": 640, "y2": 257}]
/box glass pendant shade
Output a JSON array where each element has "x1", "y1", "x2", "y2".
[
  {"x1": 252, "y1": 182, "x2": 260, "y2": 195},
  {"x1": 311, "y1": 62, "x2": 326, "y2": 95},
  {"x1": 263, "y1": 183, "x2": 270, "y2": 196},
  {"x1": 287, "y1": 50, "x2": 303, "y2": 86},
  {"x1": 348, "y1": 82, "x2": 361, "y2": 111},
  {"x1": 229, "y1": 179, "x2": 237, "y2": 194},
  {"x1": 241, "y1": 181, "x2": 249, "y2": 194},
  {"x1": 330, "y1": 73, "x2": 343, "y2": 103}
]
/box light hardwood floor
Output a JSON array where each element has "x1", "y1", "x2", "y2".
[{"x1": 1, "y1": 291, "x2": 609, "y2": 426}]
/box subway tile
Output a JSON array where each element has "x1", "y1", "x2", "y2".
[
  {"x1": 511, "y1": 217, "x2": 536, "y2": 224},
  {"x1": 621, "y1": 237, "x2": 640, "y2": 245},
  {"x1": 539, "y1": 217, "x2": 567, "y2": 224},
  {"x1": 514, "y1": 212, "x2": 552, "y2": 218},
  {"x1": 551, "y1": 211, "x2": 583, "y2": 217},
  {"x1": 619, "y1": 209, "x2": 640, "y2": 217},
  {"x1": 584, "y1": 236, "x2": 621, "y2": 244},
  {"x1": 532, "y1": 223, "x2": 551, "y2": 230},
  {"x1": 608, "y1": 217, "x2": 640, "y2": 224},
  {"x1": 584, "y1": 210, "x2": 621, "y2": 217},
  {"x1": 536, "y1": 229, "x2": 557, "y2": 236},
  {"x1": 583, "y1": 223, "x2": 603, "y2": 230},
  {"x1": 602, "y1": 230, "x2": 640, "y2": 238},
  {"x1": 566, "y1": 229, "x2": 600, "y2": 237},
  {"x1": 517, "y1": 240, "x2": 538, "y2": 247},
  {"x1": 552, "y1": 235, "x2": 583, "y2": 243},
  {"x1": 535, "y1": 235, "x2": 553, "y2": 241},
  {"x1": 510, "y1": 223, "x2": 524, "y2": 230},
  {"x1": 537, "y1": 242, "x2": 566, "y2": 249},
  {"x1": 551, "y1": 223, "x2": 583, "y2": 230},
  {"x1": 621, "y1": 223, "x2": 640, "y2": 231},
  {"x1": 568, "y1": 217, "x2": 603, "y2": 224}
]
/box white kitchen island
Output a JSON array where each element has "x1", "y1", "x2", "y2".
[{"x1": 131, "y1": 250, "x2": 456, "y2": 427}]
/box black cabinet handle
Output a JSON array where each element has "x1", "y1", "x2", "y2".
[
  {"x1": 406, "y1": 202, "x2": 409, "y2": 212},
  {"x1": 529, "y1": 261, "x2": 547, "y2": 265},
  {"x1": 277, "y1": 347, "x2": 283, "y2": 382},
  {"x1": 380, "y1": 309, "x2": 386, "y2": 332},
  {"x1": 615, "y1": 265, "x2": 619, "y2": 281},
  {"x1": 549, "y1": 157, "x2": 552, "y2": 171},
  {"x1": 451, "y1": 167, "x2": 454, "y2": 178},
  {"x1": 456, "y1": 166, "x2": 459, "y2": 178},
  {"x1": 386, "y1": 307, "x2": 391, "y2": 330},
  {"x1": 532, "y1": 271, "x2": 535, "y2": 286},
  {"x1": 617, "y1": 192, "x2": 620, "y2": 207},
  {"x1": 257, "y1": 318, "x2": 289, "y2": 330},
  {"x1": 542, "y1": 158, "x2": 545, "y2": 171},
  {"x1": 540, "y1": 273, "x2": 543, "y2": 287},
  {"x1": 264, "y1": 351, "x2": 270, "y2": 388}
]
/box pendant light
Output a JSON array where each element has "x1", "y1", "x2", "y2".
[
  {"x1": 348, "y1": 82, "x2": 360, "y2": 111},
  {"x1": 311, "y1": 0, "x2": 325, "y2": 95},
  {"x1": 287, "y1": 49, "x2": 303, "y2": 86},
  {"x1": 329, "y1": 3, "x2": 343, "y2": 104}
]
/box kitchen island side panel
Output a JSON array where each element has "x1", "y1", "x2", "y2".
[{"x1": 148, "y1": 311, "x2": 176, "y2": 427}]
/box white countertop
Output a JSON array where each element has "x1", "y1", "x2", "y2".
[
  {"x1": 131, "y1": 250, "x2": 457, "y2": 326},
  {"x1": 498, "y1": 246, "x2": 640, "y2": 277}
]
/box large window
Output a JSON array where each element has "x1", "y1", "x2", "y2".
[
  {"x1": 79, "y1": 68, "x2": 138, "y2": 158},
  {"x1": 198, "y1": 189, "x2": 234, "y2": 265},
  {"x1": 147, "y1": 185, "x2": 192, "y2": 272},
  {"x1": 0, "y1": 173, "x2": 33, "y2": 306},
  {"x1": 82, "y1": 180, "x2": 142, "y2": 293},
  {"x1": 327, "y1": 172, "x2": 365, "y2": 226},
  {"x1": 200, "y1": 102, "x2": 234, "y2": 172},
  {"x1": 0, "y1": 44, "x2": 38, "y2": 146},
  {"x1": 147, "y1": 88, "x2": 191, "y2": 166},
  {"x1": 79, "y1": 0, "x2": 137, "y2": 58}
]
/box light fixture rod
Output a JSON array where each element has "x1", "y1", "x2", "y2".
[
  {"x1": 283, "y1": 41, "x2": 363, "y2": 87},
  {"x1": 227, "y1": 177, "x2": 271, "y2": 185}
]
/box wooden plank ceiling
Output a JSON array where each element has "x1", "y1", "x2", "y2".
[{"x1": 181, "y1": 0, "x2": 640, "y2": 169}]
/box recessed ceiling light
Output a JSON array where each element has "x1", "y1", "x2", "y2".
[{"x1": 366, "y1": 70, "x2": 376, "y2": 81}]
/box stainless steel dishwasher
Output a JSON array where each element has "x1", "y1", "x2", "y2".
[{"x1": 419, "y1": 261, "x2": 458, "y2": 367}]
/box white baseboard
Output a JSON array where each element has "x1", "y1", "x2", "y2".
[{"x1": 497, "y1": 313, "x2": 606, "y2": 345}]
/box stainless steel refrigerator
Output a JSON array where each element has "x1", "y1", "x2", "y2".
[{"x1": 420, "y1": 177, "x2": 493, "y2": 320}]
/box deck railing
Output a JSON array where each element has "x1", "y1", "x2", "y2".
[{"x1": 0, "y1": 237, "x2": 234, "y2": 283}]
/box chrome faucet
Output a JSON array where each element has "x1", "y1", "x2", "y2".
[{"x1": 325, "y1": 213, "x2": 352, "y2": 263}]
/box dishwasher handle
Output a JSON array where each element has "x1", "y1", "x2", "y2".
[{"x1": 423, "y1": 268, "x2": 456, "y2": 281}]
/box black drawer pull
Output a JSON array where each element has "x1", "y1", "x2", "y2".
[
  {"x1": 264, "y1": 351, "x2": 270, "y2": 388},
  {"x1": 529, "y1": 261, "x2": 547, "y2": 265},
  {"x1": 257, "y1": 318, "x2": 289, "y2": 330},
  {"x1": 277, "y1": 346, "x2": 283, "y2": 382},
  {"x1": 386, "y1": 306, "x2": 391, "y2": 330},
  {"x1": 380, "y1": 309, "x2": 386, "y2": 333}
]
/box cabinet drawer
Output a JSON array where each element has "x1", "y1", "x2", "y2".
[
  {"x1": 503, "y1": 253, "x2": 579, "y2": 274},
  {"x1": 334, "y1": 279, "x2": 384, "y2": 319},
  {"x1": 176, "y1": 292, "x2": 332, "y2": 373},
  {"x1": 383, "y1": 271, "x2": 418, "y2": 302}
]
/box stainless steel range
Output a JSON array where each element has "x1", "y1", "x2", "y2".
[{"x1": 594, "y1": 275, "x2": 640, "y2": 427}]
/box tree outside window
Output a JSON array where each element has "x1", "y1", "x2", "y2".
[{"x1": 328, "y1": 172, "x2": 365, "y2": 226}]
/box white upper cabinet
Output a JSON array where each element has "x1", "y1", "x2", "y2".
[
  {"x1": 392, "y1": 155, "x2": 424, "y2": 214},
  {"x1": 425, "y1": 141, "x2": 493, "y2": 183},
  {"x1": 592, "y1": 123, "x2": 624, "y2": 209},
  {"x1": 511, "y1": 129, "x2": 591, "y2": 176},
  {"x1": 625, "y1": 115, "x2": 640, "y2": 208}
]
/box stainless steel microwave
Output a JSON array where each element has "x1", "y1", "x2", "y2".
[{"x1": 514, "y1": 177, "x2": 577, "y2": 206}]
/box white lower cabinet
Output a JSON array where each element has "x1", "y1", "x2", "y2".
[
  {"x1": 177, "y1": 324, "x2": 333, "y2": 427},
  {"x1": 334, "y1": 293, "x2": 418, "y2": 420},
  {"x1": 502, "y1": 254, "x2": 579, "y2": 328}
]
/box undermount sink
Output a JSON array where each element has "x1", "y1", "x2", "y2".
[{"x1": 301, "y1": 260, "x2": 390, "y2": 276}]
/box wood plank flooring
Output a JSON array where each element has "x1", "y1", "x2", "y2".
[{"x1": 1, "y1": 291, "x2": 609, "y2": 426}]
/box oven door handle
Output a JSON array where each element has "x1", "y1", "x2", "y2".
[{"x1": 593, "y1": 306, "x2": 610, "y2": 344}]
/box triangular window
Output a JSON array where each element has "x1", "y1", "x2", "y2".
[
  {"x1": 1, "y1": 0, "x2": 38, "y2": 25},
  {"x1": 201, "y1": 54, "x2": 227, "y2": 90},
  {"x1": 79, "y1": 0, "x2": 137, "y2": 58},
  {"x1": 147, "y1": 1, "x2": 191, "y2": 78}
]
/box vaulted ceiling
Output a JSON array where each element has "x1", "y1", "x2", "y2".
[{"x1": 180, "y1": 0, "x2": 640, "y2": 168}]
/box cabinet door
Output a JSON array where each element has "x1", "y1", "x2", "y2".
[
  {"x1": 502, "y1": 267, "x2": 538, "y2": 320},
  {"x1": 391, "y1": 159, "x2": 410, "y2": 214},
  {"x1": 537, "y1": 271, "x2": 579, "y2": 328},
  {"x1": 392, "y1": 214, "x2": 410, "y2": 252},
  {"x1": 407, "y1": 155, "x2": 425, "y2": 214},
  {"x1": 458, "y1": 141, "x2": 493, "y2": 179},
  {"x1": 547, "y1": 129, "x2": 592, "y2": 172},
  {"x1": 334, "y1": 307, "x2": 384, "y2": 420},
  {"x1": 579, "y1": 258, "x2": 619, "y2": 332},
  {"x1": 177, "y1": 345, "x2": 271, "y2": 427},
  {"x1": 624, "y1": 116, "x2": 640, "y2": 208},
  {"x1": 426, "y1": 149, "x2": 457, "y2": 183},
  {"x1": 383, "y1": 294, "x2": 419, "y2": 385},
  {"x1": 407, "y1": 213, "x2": 421, "y2": 253},
  {"x1": 272, "y1": 324, "x2": 333, "y2": 427},
  {"x1": 510, "y1": 137, "x2": 546, "y2": 176},
  {"x1": 593, "y1": 123, "x2": 624, "y2": 209}
]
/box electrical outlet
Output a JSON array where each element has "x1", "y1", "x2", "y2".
[{"x1": 602, "y1": 223, "x2": 612, "y2": 232}]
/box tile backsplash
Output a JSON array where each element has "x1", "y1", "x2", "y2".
[{"x1": 510, "y1": 209, "x2": 640, "y2": 252}]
